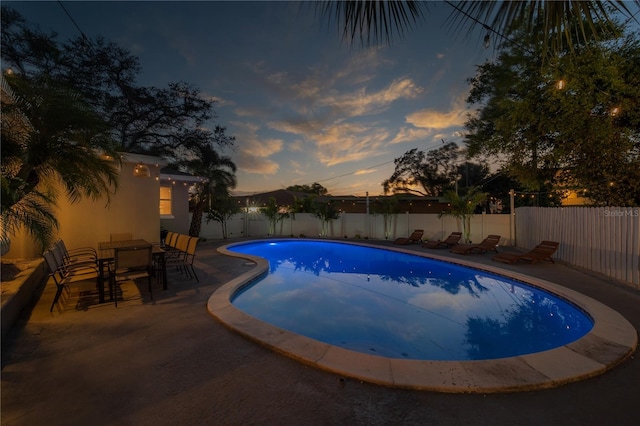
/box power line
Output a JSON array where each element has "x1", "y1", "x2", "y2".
[
  {"x1": 313, "y1": 159, "x2": 395, "y2": 185},
  {"x1": 444, "y1": 1, "x2": 534, "y2": 54},
  {"x1": 57, "y1": 1, "x2": 89, "y2": 42}
]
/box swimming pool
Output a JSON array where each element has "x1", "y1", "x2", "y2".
[
  {"x1": 209, "y1": 239, "x2": 637, "y2": 392},
  {"x1": 229, "y1": 240, "x2": 592, "y2": 361}
]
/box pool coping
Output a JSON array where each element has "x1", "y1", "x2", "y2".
[{"x1": 207, "y1": 239, "x2": 638, "y2": 393}]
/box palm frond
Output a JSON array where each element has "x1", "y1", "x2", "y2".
[
  {"x1": 0, "y1": 187, "x2": 58, "y2": 249},
  {"x1": 313, "y1": 1, "x2": 640, "y2": 55},
  {"x1": 450, "y1": 1, "x2": 638, "y2": 56},
  {"x1": 315, "y1": 0, "x2": 429, "y2": 47}
]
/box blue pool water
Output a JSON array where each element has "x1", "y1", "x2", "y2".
[{"x1": 229, "y1": 240, "x2": 593, "y2": 361}]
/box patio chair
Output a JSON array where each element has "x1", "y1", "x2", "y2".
[
  {"x1": 163, "y1": 231, "x2": 177, "y2": 249},
  {"x1": 110, "y1": 232, "x2": 133, "y2": 242},
  {"x1": 43, "y1": 249, "x2": 99, "y2": 312},
  {"x1": 109, "y1": 244, "x2": 154, "y2": 307},
  {"x1": 422, "y1": 232, "x2": 462, "y2": 249},
  {"x1": 165, "y1": 236, "x2": 200, "y2": 282},
  {"x1": 393, "y1": 229, "x2": 424, "y2": 245},
  {"x1": 163, "y1": 231, "x2": 182, "y2": 257},
  {"x1": 492, "y1": 241, "x2": 559, "y2": 264},
  {"x1": 449, "y1": 235, "x2": 501, "y2": 255},
  {"x1": 51, "y1": 242, "x2": 98, "y2": 274},
  {"x1": 56, "y1": 239, "x2": 97, "y2": 261},
  {"x1": 164, "y1": 234, "x2": 191, "y2": 271},
  {"x1": 54, "y1": 240, "x2": 97, "y2": 267}
]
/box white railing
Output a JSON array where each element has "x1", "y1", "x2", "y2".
[{"x1": 515, "y1": 207, "x2": 640, "y2": 287}]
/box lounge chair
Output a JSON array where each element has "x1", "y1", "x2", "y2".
[
  {"x1": 492, "y1": 241, "x2": 559, "y2": 264},
  {"x1": 393, "y1": 229, "x2": 424, "y2": 245},
  {"x1": 450, "y1": 235, "x2": 501, "y2": 255},
  {"x1": 422, "y1": 232, "x2": 462, "y2": 249}
]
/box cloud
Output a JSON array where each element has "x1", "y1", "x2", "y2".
[
  {"x1": 389, "y1": 127, "x2": 437, "y2": 145},
  {"x1": 234, "y1": 106, "x2": 270, "y2": 118},
  {"x1": 405, "y1": 95, "x2": 468, "y2": 130},
  {"x1": 268, "y1": 119, "x2": 324, "y2": 136},
  {"x1": 259, "y1": 74, "x2": 423, "y2": 169},
  {"x1": 289, "y1": 160, "x2": 306, "y2": 175},
  {"x1": 354, "y1": 168, "x2": 377, "y2": 176},
  {"x1": 230, "y1": 121, "x2": 284, "y2": 175},
  {"x1": 237, "y1": 50, "x2": 422, "y2": 172},
  {"x1": 406, "y1": 109, "x2": 466, "y2": 129},
  {"x1": 311, "y1": 122, "x2": 389, "y2": 167},
  {"x1": 319, "y1": 78, "x2": 423, "y2": 117},
  {"x1": 242, "y1": 138, "x2": 283, "y2": 157},
  {"x1": 289, "y1": 140, "x2": 304, "y2": 152},
  {"x1": 207, "y1": 95, "x2": 233, "y2": 107},
  {"x1": 235, "y1": 153, "x2": 280, "y2": 174}
]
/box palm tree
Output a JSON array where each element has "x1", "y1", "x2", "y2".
[
  {"x1": 184, "y1": 144, "x2": 237, "y2": 238},
  {"x1": 1, "y1": 72, "x2": 119, "y2": 250},
  {"x1": 261, "y1": 197, "x2": 292, "y2": 236},
  {"x1": 206, "y1": 195, "x2": 240, "y2": 239},
  {"x1": 439, "y1": 187, "x2": 487, "y2": 243},
  {"x1": 313, "y1": 200, "x2": 341, "y2": 237},
  {"x1": 370, "y1": 195, "x2": 400, "y2": 239},
  {"x1": 313, "y1": 1, "x2": 639, "y2": 57}
]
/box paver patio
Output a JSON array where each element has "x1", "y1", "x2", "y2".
[{"x1": 1, "y1": 239, "x2": 638, "y2": 425}]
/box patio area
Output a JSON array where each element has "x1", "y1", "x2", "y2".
[{"x1": 1, "y1": 239, "x2": 638, "y2": 425}]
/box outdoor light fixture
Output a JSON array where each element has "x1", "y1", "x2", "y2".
[
  {"x1": 133, "y1": 163, "x2": 151, "y2": 178},
  {"x1": 556, "y1": 80, "x2": 565, "y2": 90},
  {"x1": 611, "y1": 106, "x2": 620, "y2": 116},
  {"x1": 483, "y1": 32, "x2": 491, "y2": 49}
]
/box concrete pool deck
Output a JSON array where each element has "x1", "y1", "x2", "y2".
[{"x1": 2, "y1": 238, "x2": 639, "y2": 425}]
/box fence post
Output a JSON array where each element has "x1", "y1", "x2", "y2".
[{"x1": 509, "y1": 189, "x2": 516, "y2": 246}]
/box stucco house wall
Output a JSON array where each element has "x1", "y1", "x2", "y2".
[
  {"x1": 159, "y1": 170, "x2": 203, "y2": 236},
  {"x1": 4, "y1": 154, "x2": 166, "y2": 259}
]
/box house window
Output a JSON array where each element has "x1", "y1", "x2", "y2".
[{"x1": 160, "y1": 185, "x2": 173, "y2": 217}]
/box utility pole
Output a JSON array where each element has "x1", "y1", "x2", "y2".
[{"x1": 366, "y1": 192, "x2": 370, "y2": 239}]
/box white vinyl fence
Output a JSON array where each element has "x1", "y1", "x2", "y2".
[
  {"x1": 515, "y1": 207, "x2": 640, "y2": 287},
  {"x1": 198, "y1": 212, "x2": 512, "y2": 246}
]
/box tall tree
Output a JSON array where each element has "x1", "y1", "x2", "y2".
[
  {"x1": 383, "y1": 143, "x2": 462, "y2": 196},
  {"x1": 464, "y1": 16, "x2": 640, "y2": 205},
  {"x1": 292, "y1": 195, "x2": 317, "y2": 213},
  {"x1": 59, "y1": 38, "x2": 217, "y2": 158},
  {"x1": 286, "y1": 183, "x2": 329, "y2": 196},
  {"x1": 455, "y1": 162, "x2": 490, "y2": 194},
  {"x1": 1, "y1": 7, "x2": 239, "y2": 246},
  {"x1": 183, "y1": 141, "x2": 237, "y2": 238},
  {"x1": 1, "y1": 7, "x2": 225, "y2": 160}
]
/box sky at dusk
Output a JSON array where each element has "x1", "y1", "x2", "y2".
[{"x1": 6, "y1": 1, "x2": 497, "y2": 196}]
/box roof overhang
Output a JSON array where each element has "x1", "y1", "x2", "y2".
[{"x1": 120, "y1": 152, "x2": 168, "y2": 167}]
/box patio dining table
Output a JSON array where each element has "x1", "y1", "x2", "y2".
[{"x1": 97, "y1": 239, "x2": 167, "y2": 303}]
